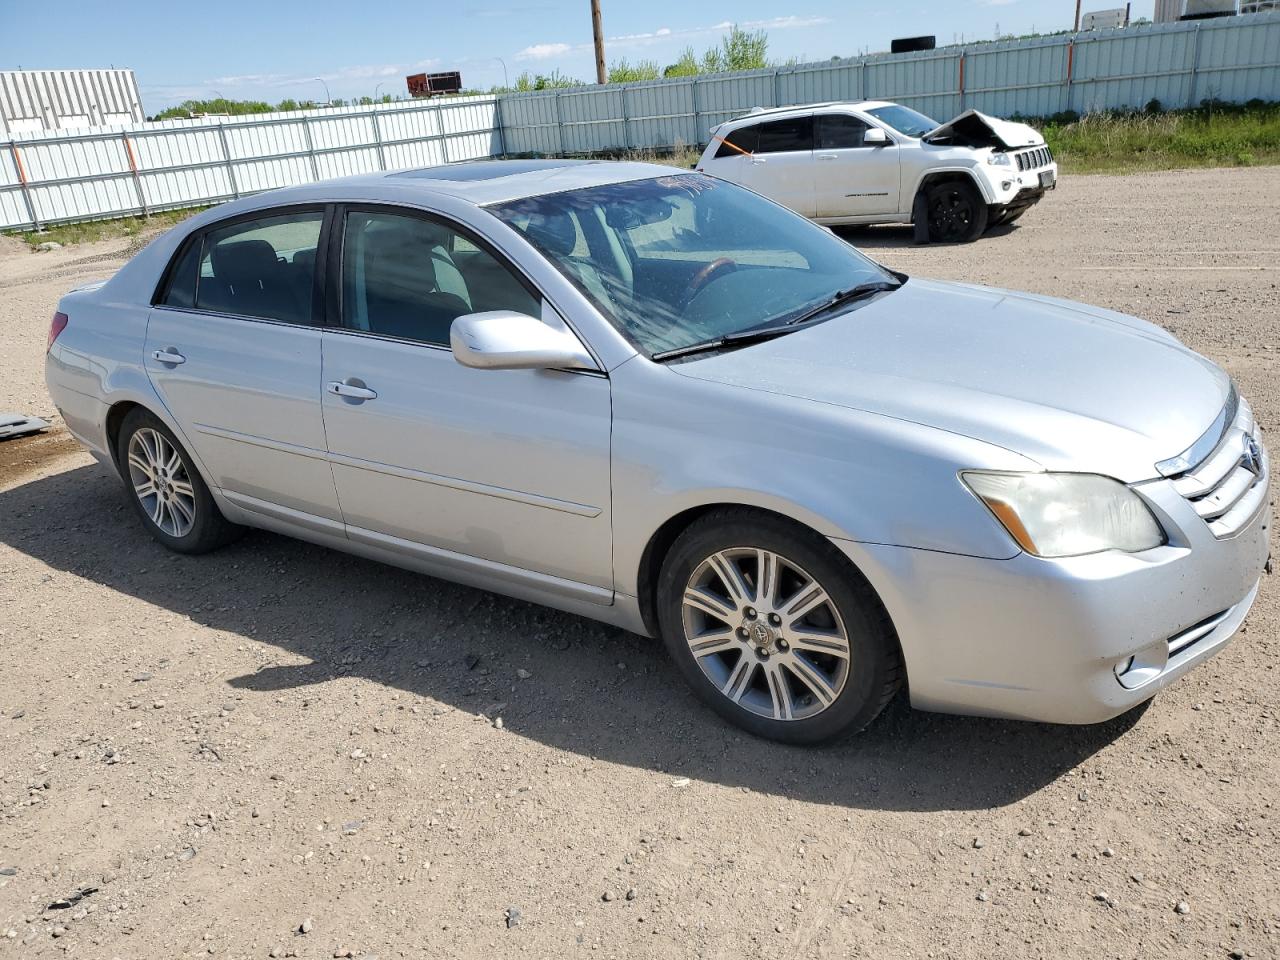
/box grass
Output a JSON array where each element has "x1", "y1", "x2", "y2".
[
  {"x1": 8, "y1": 207, "x2": 203, "y2": 249},
  {"x1": 1043, "y1": 101, "x2": 1280, "y2": 174}
]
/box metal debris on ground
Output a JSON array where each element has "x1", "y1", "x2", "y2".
[
  {"x1": 0, "y1": 414, "x2": 50, "y2": 439},
  {"x1": 47, "y1": 887, "x2": 98, "y2": 910}
]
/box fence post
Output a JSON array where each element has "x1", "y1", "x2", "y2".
[
  {"x1": 369, "y1": 110, "x2": 388, "y2": 170},
  {"x1": 435, "y1": 101, "x2": 451, "y2": 163},
  {"x1": 621, "y1": 85, "x2": 632, "y2": 151},
  {"x1": 1065, "y1": 36, "x2": 1076, "y2": 115},
  {"x1": 773, "y1": 68, "x2": 782, "y2": 107},
  {"x1": 494, "y1": 96, "x2": 507, "y2": 158},
  {"x1": 860, "y1": 60, "x2": 868, "y2": 101},
  {"x1": 215, "y1": 123, "x2": 240, "y2": 198},
  {"x1": 299, "y1": 117, "x2": 320, "y2": 181},
  {"x1": 8, "y1": 140, "x2": 40, "y2": 230},
  {"x1": 958, "y1": 51, "x2": 967, "y2": 112},
  {"x1": 121, "y1": 132, "x2": 148, "y2": 217},
  {"x1": 1188, "y1": 23, "x2": 1203, "y2": 108},
  {"x1": 554, "y1": 91, "x2": 565, "y2": 156},
  {"x1": 690, "y1": 78, "x2": 701, "y2": 148}
]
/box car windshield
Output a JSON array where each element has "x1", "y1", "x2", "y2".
[
  {"x1": 487, "y1": 174, "x2": 897, "y2": 356},
  {"x1": 866, "y1": 104, "x2": 939, "y2": 138}
]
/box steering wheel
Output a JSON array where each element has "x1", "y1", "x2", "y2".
[{"x1": 678, "y1": 257, "x2": 738, "y2": 310}]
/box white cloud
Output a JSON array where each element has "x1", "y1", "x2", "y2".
[{"x1": 515, "y1": 42, "x2": 573, "y2": 61}]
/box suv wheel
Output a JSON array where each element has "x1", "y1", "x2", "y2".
[
  {"x1": 657, "y1": 509, "x2": 902, "y2": 744},
  {"x1": 925, "y1": 180, "x2": 988, "y2": 243},
  {"x1": 116, "y1": 408, "x2": 243, "y2": 554}
]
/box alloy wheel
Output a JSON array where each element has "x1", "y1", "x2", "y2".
[
  {"x1": 126, "y1": 427, "x2": 197, "y2": 538},
  {"x1": 680, "y1": 547, "x2": 851, "y2": 721}
]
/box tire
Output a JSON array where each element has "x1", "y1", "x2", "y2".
[
  {"x1": 115, "y1": 408, "x2": 243, "y2": 554},
  {"x1": 656, "y1": 508, "x2": 903, "y2": 744},
  {"x1": 925, "y1": 179, "x2": 988, "y2": 243}
]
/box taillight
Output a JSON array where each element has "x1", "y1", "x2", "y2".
[{"x1": 48, "y1": 312, "x2": 68, "y2": 352}]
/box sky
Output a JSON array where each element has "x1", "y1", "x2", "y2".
[{"x1": 1, "y1": 0, "x2": 1158, "y2": 112}]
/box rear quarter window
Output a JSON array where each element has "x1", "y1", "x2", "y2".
[
  {"x1": 157, "y1": 236, "x2": 201, "y2": 308},
  {"x1": 714, "y1": 124, "x2": 759, "y2": 158}
]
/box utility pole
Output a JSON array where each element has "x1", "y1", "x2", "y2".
[
  {"x1": 1074, "y1": 0, "x2": 1083, "y2": 31},
  {"x1": 591, "y1": 0, "x2": 606, "y2": 84}
]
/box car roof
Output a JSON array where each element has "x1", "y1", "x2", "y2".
[
  {"x1": 718, "y1": 100, "x2": 897, "y2": 129},
  {"x1": 224, "y1": 158, "x2": 686, "y2": 209}
]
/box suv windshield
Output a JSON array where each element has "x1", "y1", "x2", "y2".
[
  {"x1": 866, "y1": 104, "x2": 938, "y2": 138},
  {"x1": 488, "y1": 174, "x2": 897, "y2": 357}
]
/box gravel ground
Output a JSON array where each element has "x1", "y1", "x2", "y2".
[{"x1": 1, "y1": 167, "x2": 1278, "y2": 960}]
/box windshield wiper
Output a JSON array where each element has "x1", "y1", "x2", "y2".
[
  {"x1": 650, "y1": 277, "x2": 904, "y2": 363},
  {"x1": 650, "y1": 325, "x2": 798, "y2": 362},
  {"x1": 783, "y1": 280, "x2": 902, "y2": 327}
]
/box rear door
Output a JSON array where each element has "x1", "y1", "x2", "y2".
[
  {"x1": 812, "y1": 113, "x2": 901, "y2": 218},
  {"x1": 699, "y1": 123, "x2": 759, "y2": 189},
  {"x1": 742, "y1": 115, "x2": 815, "y2": 217},
  {"x1": 145, "y1": 206, "x2": 342, "y2": 529}
]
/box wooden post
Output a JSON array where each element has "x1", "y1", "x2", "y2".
[
  {"x1": 122, "y1": 133, "x2": 148, "y2": 216},
  {"x1": 591, "y1": 0, "x2": 607, "y2": 84},
  {"x1": 9, "y1": 140, "x2": 40, "y2": 230}
]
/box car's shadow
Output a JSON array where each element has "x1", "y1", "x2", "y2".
[
  {"x1": 832, "y1": 223, "x2": 1021, "y2": 251},
  {"x1": 0, "y1": 461, "x2": 1147, "y2": 813}
]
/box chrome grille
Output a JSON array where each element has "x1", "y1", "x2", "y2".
[
  {"x1": 1014, "y1": 146, "x2": 1053, "y2": 171},
  {"x1": 1168, "y1": 397, "x2": 1268, "y2": 538}
]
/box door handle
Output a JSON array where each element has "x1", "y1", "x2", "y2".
[
  {"x1": 749, "y1": 156, "x2": 767, "y2": 165},
  {"x1": 817, "y1": 153, "x2": 838, "y2": 160},
  {"x1": 151, "y1": 348, "x2": 186, "y2": 365},
  {"x1": 328, "y1": 380, "x2": 377, "y2": 401}
]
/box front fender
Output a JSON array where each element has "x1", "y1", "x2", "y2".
[{"x1": 608, "y1": 360, "x2": 1036, "y2": 598}]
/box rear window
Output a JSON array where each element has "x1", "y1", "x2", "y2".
[
  {"x1": 756, "y1": 116, "x2": 813, "y2": 154},
  {"x1": 714, "y1": 124, "x2": 759, "y2": 158}
]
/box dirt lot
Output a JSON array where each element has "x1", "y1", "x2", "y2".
[{"x1": 2, "y1": 167, "x2": 1279, "y2": 960}]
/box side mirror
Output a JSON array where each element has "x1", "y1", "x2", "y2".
[
  {"x1": 863, "y1": 127, "x2": 889, "y2": 146},
  {"x1": 450, "y1": 310, "x2": 597, "y2": 371}
]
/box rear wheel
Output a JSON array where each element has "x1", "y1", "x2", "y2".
[
  {"x1": 657, "y1": 509, "x2": 902, "y2": 744},
  {"x1": 925, "y1": 180, "x2": 988, "y2": 243},
  {"x1": 116, "y1": 408, "x2": 243, "y2": 554}
]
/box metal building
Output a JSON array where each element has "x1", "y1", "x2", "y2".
[
  {"x1": 1155, "y1": 0, "x2": 1186, "y2": 21},
  {"x1": 1, "y1": 69, "x2": 144, "y2": 136}
]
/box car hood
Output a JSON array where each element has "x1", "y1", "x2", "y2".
[
  {"x1": 924, "y1": 109, "x2": 1044, "y2": 149},
  {"x1": 671, "y1": 278, "x2": 1230, "y2": 482}
]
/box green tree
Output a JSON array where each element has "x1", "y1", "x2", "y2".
[
  {"x1": 607, "y1": 58, "x2": 660, "y2": 83},
  {"x1": 513, "y1": 70, "x2": 581, "y2": 91},
  {"x1": 702, "y1": 25, "x2": 769, "y2": 73},
  {"x1": 663, "y1": 47, "x2": 701, "y2": 78}
]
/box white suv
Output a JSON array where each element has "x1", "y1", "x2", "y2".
[{"x1": 696, "y1": 100, "x2": 1058, "y2": 243}]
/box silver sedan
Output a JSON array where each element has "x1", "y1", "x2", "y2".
[{"x1": 45, "y1": 159, "x2": 1270, "y2": 743}]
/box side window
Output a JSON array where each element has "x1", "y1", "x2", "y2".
[
  {"x1": 159, "y1": 236, "x2": 201, "y2": 308},
  {"x1": 342, "y1": 210, "x2": 540, "y2": 346},
  {"x1": 756, "y1": 116, "x2": 813, "y2": 154},
  {"x1": 817, "y1": 114, "x2": 870, "y2": 150},
  {"x1": 194, "y1": 210, "x2": 323, "y2": 324},
  {"x1": 714, "y1": 124, "x2": 759, "y2": 158}
]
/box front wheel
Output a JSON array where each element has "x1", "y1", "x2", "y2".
[
  {"x1": 925, "y1": 180, "x2": 988, "y2": 243},
  {"x1": 656, "y1": 509, "x2": 902, "y2": 744}
]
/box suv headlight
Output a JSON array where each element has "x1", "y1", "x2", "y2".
[
  {"x1": 986, "y1": 152, "x2": 1013, "y2": 167},
  {"x1": 962, "y1": 472, "x2": 1165, "y2": 558}
]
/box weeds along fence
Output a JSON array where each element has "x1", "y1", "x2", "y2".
[{"x1": 4, "y1": 11, "x2": 1279, "y2": 231}]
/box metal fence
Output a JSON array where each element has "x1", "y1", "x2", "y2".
[
  {"x1": 3, "y1": 11, "x2": 1278, "y2": 231},
  {"x1": 500, "y1": 11, "x2": 1280, "y2": 154},
  {"x1": 1, "y1": 95, "x2": 501, "y2": 230}
]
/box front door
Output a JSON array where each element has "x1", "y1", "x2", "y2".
[
  {"x1": 319, "y1": 206, "x2": 614, "y2": 597},
  {"x1": 145, "y1": 206, "x2": 342, "y2": 528},
  {"x1": 812, "y1": 114, "x2": 902, "y2": 219}
]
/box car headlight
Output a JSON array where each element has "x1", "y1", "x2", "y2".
[
  {"x1": 962, "y1": 472, "x2": 1165, "y2": 558},
  {"x1": 986, "y1": 152, "x2": 1013, "y2": 167}
]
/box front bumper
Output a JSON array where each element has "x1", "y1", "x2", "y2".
[
  {"x1": 833, "y1": 473, "x2": 1270, "y2": 725},
  {"x1": 984, "y1": 162, "x2": 1057, "y2": 209}
]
